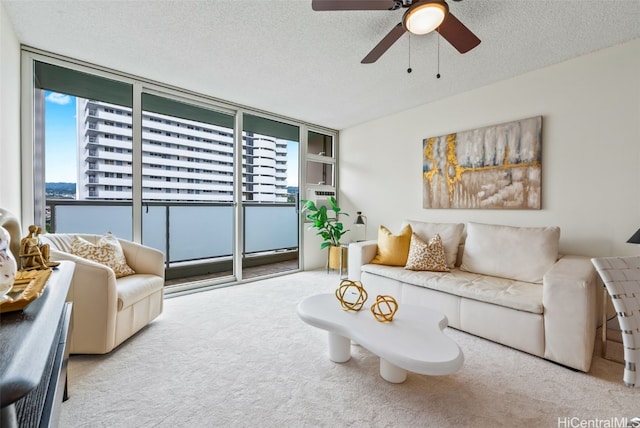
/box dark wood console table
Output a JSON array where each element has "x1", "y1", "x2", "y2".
[{"x1": 0, "y1": 261, "x2": 74, "y2": 428}]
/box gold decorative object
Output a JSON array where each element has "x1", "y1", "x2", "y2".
[
  {"x1": 328, "y1": 245, "x2": 347, "y2": 270},
  {"x1": 335, "y1": 279, "x2": 368, "y2": 312},
  {"x1": 370, "y1": 295, "x2": 399, "y2": 322},
  {"x1": 0, "y1": 268, "x2": 51, "y2": 313},
  {"x1": 19, "y1": 225, "x2": 59, "y2": 271}
]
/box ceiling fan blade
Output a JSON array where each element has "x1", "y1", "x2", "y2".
[
  {"x1": 436, "y1": 12, "x2": 481, "y2": 54},
  {"x1": 312, "y1": 0, "x2": 398, "y2": 11},
  {"x1": 361, "y1": 23, "x2": 406, "y2": 64}
]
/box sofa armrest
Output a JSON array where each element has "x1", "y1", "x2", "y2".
[
  {"x1": 542, "y1": 255, "x2": 598, "y2": 371},
  {"x1": 119, "y1": 240, "x2": 165, "y2": 278},
  {"x1": 348, "y1": 240, "x2": 378, "y2": 281}
]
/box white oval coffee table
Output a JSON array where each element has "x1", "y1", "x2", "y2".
[{"x1": 297, "y1": 293, "x2": 463, "y2": 383}]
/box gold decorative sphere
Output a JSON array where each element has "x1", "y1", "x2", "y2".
[
  {"x1": 370, "y1": 295, "x2": 398, "y2": 322},
  {"x1": 335, "y1": 279, "x2": 368, "y2": 312}
]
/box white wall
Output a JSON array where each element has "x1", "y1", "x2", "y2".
[
  {"x1": 0, "y1": 2, "x2": 22, "y2": 218},
  {"x1": 337, "y1": 39, "x2": 640, "y2": 261}
]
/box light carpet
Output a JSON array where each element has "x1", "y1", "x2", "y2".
[{"x1": 60, "y1": 270, "x2": 637, "y2": 428}]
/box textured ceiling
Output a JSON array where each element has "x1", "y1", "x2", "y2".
[{"x1": 3, "y1": 0, "x2": 640, "y2": 130}]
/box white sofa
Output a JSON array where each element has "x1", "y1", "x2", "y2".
[
  {"x1": 40, "y1": 233, "x2": 165, "y2": 354},
  {"x1": 348, "y1": 221, "x2": 600, "y2": 372}
]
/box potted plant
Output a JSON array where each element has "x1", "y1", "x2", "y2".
[{"x1": 301, "y1": 196, "x2": 349, "y2": 270}]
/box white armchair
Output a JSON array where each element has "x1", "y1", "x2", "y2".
[
  {"x1": 40, "y1": 233, "x2": 165, "y2": 354},
  {"x1": 591, "y1": 256, "x2": 640, "y2": 388}
]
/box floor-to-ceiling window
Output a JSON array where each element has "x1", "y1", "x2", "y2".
[
  {"x1": 22, "y1": 49, "x2": 336, "y2": 291},
  {"x1": 33, "y1": 61, "x2": 135, "y2": 236}
]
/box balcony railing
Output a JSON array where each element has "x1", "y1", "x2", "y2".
[{"x1": 46, "y1": 200, "x2": 299, "y2": 282}]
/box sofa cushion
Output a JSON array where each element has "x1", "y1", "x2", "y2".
[
  {"x1": 405, "y1": 220, "x2": 464, "y2": 268},
  {"x1": 405, "y1": 233, "x2": 449, "y2": 272},
  {"x1": 362, "y1": 263, "x2": 543, "y2": 314},
  {"x1": 460, "y1": 222, "x2": 560, "y2": 284},
  {"x1": 70, "y1": 233, "x2": 136, "y2": 278},
  {"x1": 371, "y1": 225, "x2": 412, "y2": 266},
  {"x1": 116, "y1": 273, "x2": 164, "y2": 311}
]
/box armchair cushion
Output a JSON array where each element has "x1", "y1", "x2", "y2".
[
  {"x1": 69, "y1": 233, "x2": 135, "y2": 278},
  {"x1": 116, "y1": 274, "x2": 163, "y2": 311}
]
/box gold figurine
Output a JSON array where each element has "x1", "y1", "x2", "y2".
[{"x1": 19, "y1": 225, "x2": 58, "y2": 270}]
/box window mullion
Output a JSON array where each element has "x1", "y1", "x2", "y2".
[{"x1": 132, "y1": 83, "x2": 143, "y2": 243}]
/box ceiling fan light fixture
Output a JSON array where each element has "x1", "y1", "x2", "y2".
[{"x1": 403, "y1": 1, "x2": 449, "y2": 35}]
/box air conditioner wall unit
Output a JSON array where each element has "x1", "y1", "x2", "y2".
[{"x1": 306, "y1": 188, "x2": 336, "y2": 209}]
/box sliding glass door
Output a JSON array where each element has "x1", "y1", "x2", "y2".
[
  {"x1": 140, "y1": 93, "x2": 237, "y2": 285},
  {"x1": 241, "y1": 113, "x2": 300, "y2": 279}
]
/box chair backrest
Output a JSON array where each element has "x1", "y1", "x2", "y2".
[
  {"x1": 591, "y1": 256, "x2": 640, "y2": 387},
  {"x1": 40, "y1": 233, "x2": 103, "y2": 253}
]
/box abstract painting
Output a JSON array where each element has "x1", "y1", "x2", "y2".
[{"x1": 423, "y1": 116, "x2": 542, "y2": 209}]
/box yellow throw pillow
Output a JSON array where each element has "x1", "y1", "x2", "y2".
[
  {"x1": 70, "y1": 233, "x2": 135, "y2": 278},
  {"x1": 405, "y1": 233, "x2": 450, "y2": 272},
  {"x1": 371, "y1": 225, "x2": 412, "y2": 266}
]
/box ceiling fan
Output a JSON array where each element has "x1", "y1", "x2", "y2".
[{"x1": 312, "y1": 0, "x2": 481, "y2": 64}]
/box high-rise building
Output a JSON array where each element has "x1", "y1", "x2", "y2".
[{"x1": 75, "y1": 99, "x2": 289, "y2": 202}]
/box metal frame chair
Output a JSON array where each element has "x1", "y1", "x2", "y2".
[{"x1": 591, "y1": 256, "x2": 640, "y2": 387}]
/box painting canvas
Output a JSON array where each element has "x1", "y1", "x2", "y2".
[{"x1": 422, "y1": 116, "x2": 542, "y2": 209}]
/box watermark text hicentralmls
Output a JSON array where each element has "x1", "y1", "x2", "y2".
[{"x1": 557, "y1": 417, "x2": 640, "y2": 428}]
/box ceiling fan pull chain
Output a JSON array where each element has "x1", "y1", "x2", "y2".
[
  {"x1": 437, "y1": 32, "x2": 441, "y2": 79},
  {"x1": 407, "y1": 33, "x2": 412, "y2": 74}
]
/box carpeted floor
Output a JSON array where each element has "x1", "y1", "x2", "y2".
[{"x1": 60, "y1": 270, "x2": 637, "y2": 428}]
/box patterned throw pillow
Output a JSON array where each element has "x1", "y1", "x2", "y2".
[
  {"x1": 404, "y1": 233, "x2": 450, "y2": 272},
  {"x1": 70, "y1": 233, "x2": 135, "y2": 278}
]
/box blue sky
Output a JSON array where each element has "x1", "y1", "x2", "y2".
[
  {"x1": 44, "y1": 91, "x2": 299, "y2": 186},
  {"x1": 286, "y1": 142, "x2": 299, "y2": 187},
  {"x1": 45, "y1": 91, "x2": 77, "y2": 182}
]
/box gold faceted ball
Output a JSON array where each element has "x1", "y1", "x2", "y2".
[
  {"x1": 370, "y1": 295, "x2": 398, "y2": 322},
  {"x1": 335, "y1": 279, "x2": 368, "y2": 312}
]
